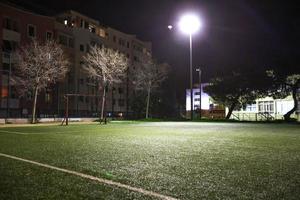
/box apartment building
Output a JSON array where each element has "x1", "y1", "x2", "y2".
[
  {"x1": 55, "y1": 10, "x2": 152, "y2": 117},
  {"x1": 0, "y1": 2, "x2": 57, "y2": 118},
  {"x1": 0, "y1": 2, "x2": 152, "y2": 118}
]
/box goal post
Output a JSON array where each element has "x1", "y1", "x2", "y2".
[{"x1": 61, "y1": 93, "x2": 102, "y2": 126}]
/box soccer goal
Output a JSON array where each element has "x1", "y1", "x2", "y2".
[{"x1": 61, "y1": 93, "x2": 104, "y2": 126}]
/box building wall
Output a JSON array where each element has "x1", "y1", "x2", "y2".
[
  {"x1": 0, "y1": 2, "x2": 56, "y2": 118},
  {"x1": 229, "y1": 96, "x2": 297, "y2": 121},
  {"x1": 0, "y1": 3, "x2": 152, "y2": 118},
  {"x1": 53, "y1": 10, "x2": 152, "y2": 117}
]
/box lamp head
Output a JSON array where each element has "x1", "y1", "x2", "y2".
[{"x1": 178, "y1": 14, "x2": 202, "y2": 35}]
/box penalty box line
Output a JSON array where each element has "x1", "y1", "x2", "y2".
[{"x1": 0, "y1": 153, "x2": 178, "y2": 200}]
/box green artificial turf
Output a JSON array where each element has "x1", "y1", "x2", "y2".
[{"x1": 0, "y1": 122, "x2": 299, "y2": 199}]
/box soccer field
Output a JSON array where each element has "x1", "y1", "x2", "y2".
[{"x1": 0, "y1": 122, "x2": 299, "y2": 199}]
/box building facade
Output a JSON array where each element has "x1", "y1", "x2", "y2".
[
  {"x1": 0, "y1": 2, "x2": 152, "y2": 118},
  {"x1": 229, "y1": 95, "x2": 299, "y2": 121},
  {"x1": 186, "y1": 84, "x2": 225, "y2": 119},
  {"x1": 0, "y1": 2, "x2": 56, "y2": 118},
  {"x1": 186, "y1": 85, "x2": 299, "y2": 121}
]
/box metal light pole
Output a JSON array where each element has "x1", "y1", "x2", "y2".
[
  {"x1": 189, "y1": 34, "x2": 194, "y2": 120},
  {"x1": 196, "y1": 67, "x2": 202, "y2": 119},
  {"x1": 178, "y1": 14, "x2": 202, "y2": 120}
]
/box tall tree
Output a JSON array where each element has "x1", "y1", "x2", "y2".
[
  {"x1": 83, "y1": 45, "x2": 128, "y2": 122},
  {"x1": 15, "y1": 40, "x2": 69, "y2": 123},
  {"x1": 267, "y1": 70, "x2": 300, "y2": 121},
  {"x1": 204, "y1": 70, "x2": 267, "y2": 119},
  {"x1": 133, "y1": 57, "x2": 169, "y2": 119}
]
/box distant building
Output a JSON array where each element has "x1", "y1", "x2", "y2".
[
  {"x1": 186, "y1": 84, "x2": 299, "y2": 121},
  {"x1": 0, "y1": 2, "x2": 152, "y2": 118},
  {"x1": 229, "y1": 96, "x2": 297, "y2": 121},
  {"x1": 186, "y1": 83, "x2": 225, "y2": 119}
]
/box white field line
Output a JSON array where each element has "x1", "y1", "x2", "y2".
[
  {"x1": 0, "y1": 130, "x2": 27, "y2": 135},
  {"x1": 0, "y1": 130, "x2": 82, "y2": 135},
  {"x1": 0, "y1": 153, "x2": 178, "y2": 200}
]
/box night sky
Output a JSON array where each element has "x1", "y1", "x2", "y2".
[{"x1": 6, "y1": 0, "x2": 300, "y2": 95}]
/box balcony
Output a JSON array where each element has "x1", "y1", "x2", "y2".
[{"x1": 2, "y1": 28, "x2": 20, "y2": 42}]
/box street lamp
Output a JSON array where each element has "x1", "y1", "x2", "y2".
[{"x1": 178, "y1": 14, "x2": 202, "y2": 120}]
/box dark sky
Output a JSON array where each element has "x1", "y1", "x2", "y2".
[{"x1": 7, "y1": 0, "x2": 300, "y2": 87}]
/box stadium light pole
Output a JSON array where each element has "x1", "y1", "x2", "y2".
[
  {"x1": 178, "y1": 14, "x2": 202, "y2": 120},
  {"x1": 196, "y1": 67, "x2": 202, "y2": 119}
]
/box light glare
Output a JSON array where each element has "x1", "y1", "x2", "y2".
[{"x1": 178, "y1": 14, "x2": 202, "y2": 35}]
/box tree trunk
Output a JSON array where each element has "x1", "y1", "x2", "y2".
[
  {"x1": 226, "y1": 102, "x2": 237, "y2": 119},
  {"x1": 145, "y1": 87, "x2": 151, "y2": 119},
  {"x1": 32, "y1": 87, "x2": 39, "y2": 124},
  {"x1": 100, "y1": 85, "x2": 106, "y2": 123},
  {"x1": 284, "y1": 86, "x2": 298, "y2": 121}
]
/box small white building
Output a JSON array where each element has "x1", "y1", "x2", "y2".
[
  {"x1": 228, "y1": 96, "x2": 298, "y2": 121},
  {"x1": 186, "y1": 84, "x2": 300, "y2": 121}
]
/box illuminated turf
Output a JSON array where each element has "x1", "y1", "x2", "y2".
[{"x1": 0, "y1": 122, "x2": 299, "y2": 199}]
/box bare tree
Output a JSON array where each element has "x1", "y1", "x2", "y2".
[
  {"x1": 83, "y1": 45, "x2": 128, "y2": 122},
  {"x1": 133, "y1": 57, "x2": 169, "y2": 119},
  {"x1": 15, "y1": 39, "x2": 69, "y2": 123}
]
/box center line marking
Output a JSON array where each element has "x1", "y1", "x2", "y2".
[{"x1": 0, "y1": 153, "x2": 178, "y2": 200}]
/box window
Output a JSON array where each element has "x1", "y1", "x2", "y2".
[
  {"x1": 59, "y1": 34, "x2": 68, "y2": 46},
  {"x1": 113, "y1": 99, "x2": 116, "y2": 106},
  {"x1": 258, "y1": 101, "x2": 274, "y2": 113},
  {"x1": 80, "y1": 44, "x2": 84, "y2": 52},
  {"x1": 46, "y1": 31, "x2": 52, "y2": 40},
  {"x1": 195, "y1": 92, "x2": 201, "y2": 95},
  {"x1": 27, "y1": 24, "x2": 36, "y2": 38},
  {"x1": 89, "y1": 25, "x2": 96, "y2": 33},
  {"x1": 245, "y1": 104, "x2": 257, "y2": 112},
  {"x1": 118, "y1": 99, "x2": 125, "y2": 107},
  {"x1": 127, "y1": 42, "x2": 130, "y2": 48},
  {"x1": 79, "y1": 78, "x2": 84, "y2": 85},
  {"x1": 68, "y1": 38, "x2": 74, "y2": 48},
  {"x1": 79, "y1": 96, "x2": 84, "y2": 102},
  {"x1": 194, "y1": 98, "x2": 200, "y2": 102},
  {"x1": 118, "y1": 88, "x2": 123, "y2": 94},
  {"x1": 80, "y1": 19, "x2": 84, "y2": 28},
  {"x1": 119, "y1": 38, "x2": 125, "y2": 46},
  {"x1": 86, "y1": 44, "x2": 90, "y2": 52},
  {"x1": 113, "y1": 36, "x2": 116, "y2": 42},
  {"x1": 45, "y1": 93, "x2": 51, "y2": 103},
  {"x1": 99, "y1": 29, "x2": 106, "y2": 38},
  {"x1": 3, "y1": 17, "x2": 12, "y2": 30},
  {"x1": 85, "y1": 21, "x2": 89, "y2": 29},
  {"x1": 3, "y1": 17, "x2": 18, "y2": 31},
  {"x1": 86, "y1": 97, "x2": 89, "y2": 103},
  {"x1": 3, "y1": 40, "x2": 18, "y2": 51}
]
